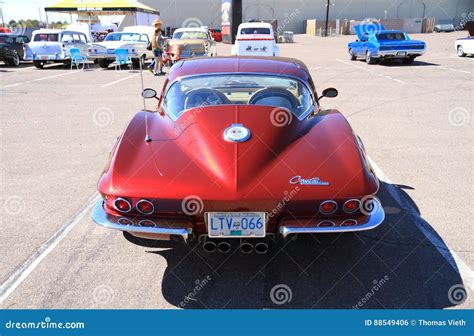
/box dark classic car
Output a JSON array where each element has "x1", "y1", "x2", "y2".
[
  {"x1": 92, "y1": 56, "x2": 385, "y2": 254},
  {"x1": 0, "y1": 33, "x2": 29, "y2": 66},
  {"x1": 348, "y1": 24, "x2": 426, "y2": 64}
]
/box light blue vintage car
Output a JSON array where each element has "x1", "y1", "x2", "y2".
[{"x1": 348, "y1": 23, "x2": 426, "y2": 64}]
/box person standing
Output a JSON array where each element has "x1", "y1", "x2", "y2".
[{"x1": 151, "y1": 19, "x2": 165, "y2": 76}]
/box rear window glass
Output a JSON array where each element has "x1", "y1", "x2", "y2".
[
  {"x1": 104, "y1": 32, "x2": 141, "y2": 42},
  {"x1": 34, "y1": 34, "x2": 59, "y2": 42},
  {"x1": 240, "y1": 28, "x2": 271, "y2": 35},
  {"x1": 376, "y1": 33, "x2": 405, "y2": 41},
  {"x1": 163, "y1": 74, "x2": 314, "y2": 121},
  {"x1": 172, "y1": 31, "x2": 207, "y2": 40}
]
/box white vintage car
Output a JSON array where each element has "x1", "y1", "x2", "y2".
[
  {"x1": 88, "y1": 26, "x2": 154, "y2": 68},
  {"x1": 231, "y1": 22, "x2": 280, "y2": 56},
  {"x1": 24, "y1": 29, "x2": 90, "y2": 69},
  {"x1": 455, "y1": 22, "x2": 474, "y2": 57}
]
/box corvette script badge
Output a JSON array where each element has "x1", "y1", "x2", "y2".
[
  {"x1": 289, "y1": 176, "x2": 330, "y2": 186},
  {"x1": 223, "y1": 124, "x2": 251, "y2": 143}
]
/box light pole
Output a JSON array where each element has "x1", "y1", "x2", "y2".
[
  {"x1": 324, "y1": 0, "x2": 334, "y2": 37},
  {"x1": 0, "y1": 1, "x2": 5, "y2": 28}
]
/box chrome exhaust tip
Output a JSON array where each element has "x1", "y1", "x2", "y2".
[
  {"x1": 240, "y1": 242, "x2": 253, "y2": 254},
  {"x1": 217, "y1": 242, "x2": 231, "y2": 253},
  {"x1": 203, "y1": 241, "x2": 217, "y2": 253},
  {"x1": 255, "y1": 242, "x2": 269, "y2": 254}
]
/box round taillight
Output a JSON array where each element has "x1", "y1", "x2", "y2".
[
  {"x1": 114, "y1": 197, "x2": 131, "y2": 213},
  {"x1": 343, "y1": 199, "x2": 360, "y2": 213},
  {"x1": 318, "y1": 220, "x2": 335, "y2": 227},
  {"x1": 342, "y1": 219, "x2": 357, "y2": 227},
  {"x1": 136, "y1": 199, "x2": 154, "y2": 214},
  {"x1": 319, "y1": 200, "x2": 337, "y2": 215}
]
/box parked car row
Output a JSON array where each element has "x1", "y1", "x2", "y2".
[{"x1": 1, "y1": 21, "x2": 473, "y2": 69}]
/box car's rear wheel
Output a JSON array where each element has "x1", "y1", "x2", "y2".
[
  {"x1": 98, "y1": 59, "x2": 110, "y2": 68},
  {"x1": 7, "y1": 53, "x2": 20, "y2": 67},
  {"x1": 349, "y1": 49, "x2": 357, "y2": 61},
  {"x1": 33, "y1": 60, "x2": 44, "y2": 69},
  {"x1": 402, "y1": 56, "x2": 416, "y2": 64},
  {"x1": 366, "y1": 51, "x2": 378, "y2": 64},
  {"x1": 457, "y1": 45, "x2": 466, "y2": 57}
]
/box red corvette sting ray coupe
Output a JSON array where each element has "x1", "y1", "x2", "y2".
[{"x1": 92, "y1": 56, "x2": 385, "y2": 253}]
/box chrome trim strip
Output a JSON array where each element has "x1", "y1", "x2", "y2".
[
  {"x1": 279, "y1": 198, "x2": 385, "y2": 237},
  {"x1": 377, "y1": 49, "x2": 426, "y2": 56},
  {"x1": 113, "y1": 197, "x2": 132, "y2": 213},
  {"x1": 92, "y1": 199, "x2": 190, "y2": 239}
]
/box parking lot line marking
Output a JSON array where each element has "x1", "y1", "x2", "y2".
[
  {"x1": 0, "y1": 192, "x2": 100, "y2": 305},
  {"x1": 3, "y1": 71, "x2": 79, "y2": 88},
  {"x1": 368, "y1": 156, "x2": 474, "y2": 292},
  {"x1": 335, "y1": 58, "x2": 406, "y2": 84},
  {"x1": 101, "y1": 73, "x2": 140, "y2": 88},
  {"x1": 438, "y1": 66, "x2": 471, "y2": 74}
]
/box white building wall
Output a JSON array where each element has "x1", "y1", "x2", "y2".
[{"x1": 133, "y1": 0, "x2": 473, "y2": 33}]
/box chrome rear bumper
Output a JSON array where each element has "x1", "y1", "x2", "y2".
[
  {"x1": 279, "y1": 199, "x2": 385, "y2": 238},
  {"x1": 91, "y1": 200, "x2": 192, "y2": 240}
]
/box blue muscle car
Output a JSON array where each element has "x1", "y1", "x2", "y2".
[{"x1": 348, "y1": 24, "x2": 426, "y2": 64}]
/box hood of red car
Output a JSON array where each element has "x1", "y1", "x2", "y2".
[{"x1": 99, "y1": 106, "x2": 378, "y2": 201}]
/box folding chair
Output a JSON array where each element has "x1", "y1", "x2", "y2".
[
  {"x1": 70, "y1": 48, "x2": 89, "y2": 70},
  {"x1": 113, "y1": 48, "x2": 133, "y2": 71}
]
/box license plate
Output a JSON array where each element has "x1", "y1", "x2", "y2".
[
  {"x1": 207, "y1": 212, "x2": 266, "y2": 238},
  {"x1": 40, "y1": 56, "x2": 49, "y2": 60},
  {"x1": 397, "y1": 51, "x2": 407, "y2": 56}
]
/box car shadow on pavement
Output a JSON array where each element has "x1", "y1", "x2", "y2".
[
  {"x1": 125, "y1": 182, "x2": 465, "y2": 309},
  {"x1": 380, "y1": 60, "x2": 440, "y2": 67}
]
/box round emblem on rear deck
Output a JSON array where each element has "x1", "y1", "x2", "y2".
[{"x1": 223, "y1": 124, "x2": 251, "y2": 143}]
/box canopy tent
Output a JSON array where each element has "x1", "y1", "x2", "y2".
[{"x1": 44, "y1": 0, "x2": 159, "y2": 38}]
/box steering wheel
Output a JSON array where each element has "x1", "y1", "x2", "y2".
[
  {"x1": 184, "y1": 88, "x2": 231, "y2": 110},
  {"x1": 249, "y1": 87, "x2": 299, "y2": 109}
]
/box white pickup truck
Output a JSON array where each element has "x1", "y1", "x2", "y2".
[
  {"x1": 231, "y1": 22, "x2": 280, "y2": 56},
  {"x1": 88, "y1": 26, "x2": 154, "y2": 68},
  {"x1": 24, "y1": 29, "x2": 89, "y2": 69}
]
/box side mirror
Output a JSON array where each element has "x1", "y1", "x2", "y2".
[
  {"x1": 142, "y1": 88, "x2": 158, "y2": 99},
  {"x1": 319, "y1": 88, "x2": 338, "y2": 100}
]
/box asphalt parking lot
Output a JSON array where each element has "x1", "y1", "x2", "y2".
[{"x1": 0, "y1": 31, "x2": 472, "y2": 309}]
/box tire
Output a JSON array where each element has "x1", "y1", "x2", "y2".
[
  {"x1": 349, "y1": 49, "x2": 357, "y2": 61},
  {"x1": 457, "y1": 45, "x2": 466, "y2": 57},
  {"x1": 132, "y1": 57, "x2": 142, "y2": 69},
  {"x1": 33, "y1": 60, "x2": 44, "y2": 69},
  {"x1": 402, "y1": 56, "x2": 416, "y2": 64},
  {"x1": 7, "y1": 53, "x2": 20, "y2": 67},
  {"x1": 98, "y1": 59, "x2": 110, "y2": 68},
  {"x1": 365, "y1": 51, "x2": 378, "y2": 64}
]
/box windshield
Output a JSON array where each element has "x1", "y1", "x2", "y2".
[
  {"x1": 240, "y1": 27, "x2": 271, "y2": 35},
  {"x1": 104, "y1": 32, "x2": 141, "y2": 42},
  {"x1": 376, "y1": 32, "x2": 406, "y2": 41},
  {"x1": 163, "y1": 74, "x2": 314, "y2": 120},
  {"x1": 172, "y1": 31, "x2": 207, "y2": 40},
  {"x1": 33, "y1": 33, "x2": 59, "y2": 42}
]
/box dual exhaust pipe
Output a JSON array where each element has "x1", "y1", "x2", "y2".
[{"x1": 202, "y1": 239, "x2": 269, "y2": 254}]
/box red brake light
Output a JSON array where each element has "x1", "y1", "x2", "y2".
[
  {"x1": 136, "y1": 199, "x2": 154, "y2": 214},
  {"x1": 343, "y1": 199, "x2": 360, "y2": 213},
  {"x1": 319, "y1": 200, "x2": 337, "y2": 215},
  {"x1": 114, "y1": 197, "x2": 131, "y2": 212}
]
